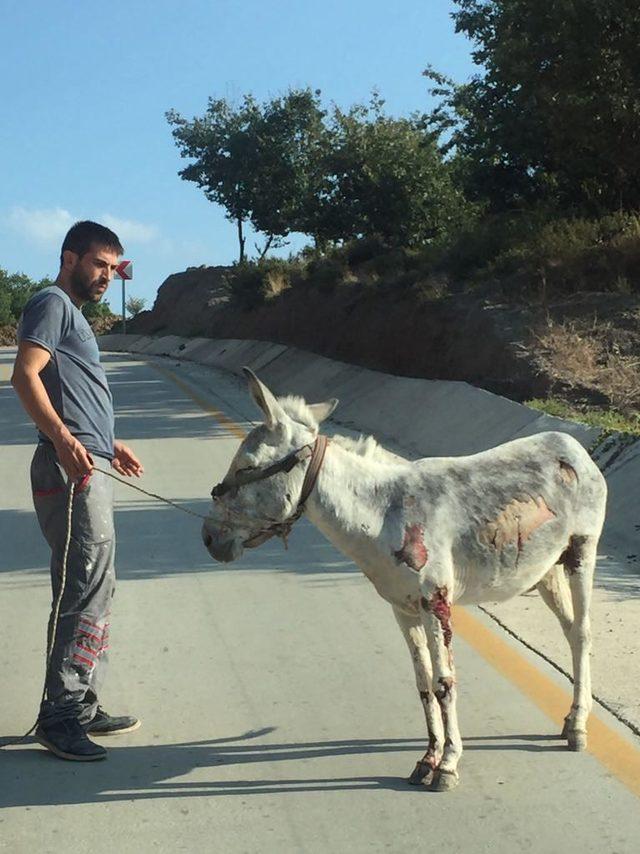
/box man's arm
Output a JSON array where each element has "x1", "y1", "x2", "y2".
[{"x1": 11, "y1": 340, "x2": 93, "y2": 481}]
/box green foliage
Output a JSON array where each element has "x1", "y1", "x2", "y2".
[
  {"x1": 225, "y1": 258, "x2": 303, "y2": 309},
  {"x1": 343, "y1": 236, "x2": 389, "y2": 267},
  {"x1": 248, "y1": 90, "x2": 330, "y2": 244},
  {"x1": 526, "y1": 398, "x2": 640, "y2": 436},
  {"x1": 426, "y1": 1, "x2": 640, "y2": 216},
  {"x1": 485, "y1": 211, "x2": 640, "y2": 294},
  {"x1": 126, "y1": 296, "x2": 147, "y2": 317},
  {"x1": 168, "y1": 89, "x2": 475, "y2": 259},
  {"x1": 316, "y1": 95, "x2": 476, "y2": 247},
  {"x1": 167, "y1": 90, "x2": 328, "y2": 262},
  {"x1": 0, "y1": 268, "x2": 52, "y2": 325},
  {"x1": 0, "y1": 288, "x2": 11, "y2": 326},
  {"x1": 82, "y1": 300, "x2": 115, "y2": 320},
  {"x1": 303, "y1": 255, "x2": 351, "y2": 293}
]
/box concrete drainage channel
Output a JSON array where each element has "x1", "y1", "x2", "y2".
[{"x1": 100, "y1": 333, "x2": 640, "y2": 736}]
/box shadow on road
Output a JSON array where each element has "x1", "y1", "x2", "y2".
[
  {"x1": 0, "y1": 728, "x2": 565, "y2": 807},
  {"x1": 593, "y1": 553, "x2": 640, "y2": 599},
  {"x1": 0, "y1": 500, "x2": 356, "y2": 582},
  {"x1": 1, "y1": 355, "x2": 251, "y2": 447}
]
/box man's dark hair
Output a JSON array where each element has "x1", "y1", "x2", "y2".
[{"x1": 60, "y1": 220, "x2": 124, "y2": 266}]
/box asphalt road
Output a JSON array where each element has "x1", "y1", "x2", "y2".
[{"x1": 1, "y1": 348, "x2": 639, "y2": 854}]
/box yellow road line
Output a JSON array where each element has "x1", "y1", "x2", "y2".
[
  {"x1": 156, "y1": 359, "x2": 640, "y2": 799},
  {"x1": 152, "y1": 365, "x2": 247, "y2": 441},
  {"x1": 454, "y1": 607, "x2": 640, "y2": 799},
  {"x1": 0, "y1": 363, "x2": 13, "y2": 383}
]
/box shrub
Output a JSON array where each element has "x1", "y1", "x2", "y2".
[{"x1": 225, "y1": 258, "x2": 297, "y2": 309}]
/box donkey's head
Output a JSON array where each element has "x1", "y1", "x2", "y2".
[{"x1": 201, "y1": 368, "x2": 337, "y2": 562}]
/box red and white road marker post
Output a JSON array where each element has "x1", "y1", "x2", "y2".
[{"x1": 115, "y1": 260, "x2": 133, "y2": 334}]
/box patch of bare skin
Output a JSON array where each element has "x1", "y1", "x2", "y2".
[
  {"x1": 421, "y1": 588, "x2": 453, "y2": 648},
  {"x1": 559, "y1": 460, "x2": 578, "y2": 484},
  {"x1": 479, "y1": 495, "x2": 556, "y2": 553},
  {"x1": 393, "y1": 523, "x2": 428, "y2": 572}
]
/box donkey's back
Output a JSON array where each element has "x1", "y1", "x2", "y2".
[{"x1": 409, "y1": 431, "x2": 607, "y2": 604}]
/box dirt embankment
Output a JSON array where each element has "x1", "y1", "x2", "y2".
[{"x1": 129, "y1": 266, "x2": 640, "y2": 412}]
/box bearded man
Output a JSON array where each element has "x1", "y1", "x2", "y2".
[{"x1": 11, "y1": 220, "x2": 143, "y2": 761}]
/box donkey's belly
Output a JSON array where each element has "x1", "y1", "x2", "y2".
[{"x1": 453, "y1": 542, "x2": 564, "y2": 605}]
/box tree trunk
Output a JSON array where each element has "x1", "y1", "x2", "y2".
[
  {"x1": 237, "y1": 217, "x2": 246, "y2": 263},
  {"x1": 258, "y1": 234, "x2": 274, "y2": 261}
]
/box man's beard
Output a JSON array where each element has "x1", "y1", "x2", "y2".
[{"x1": 70, "y1": 267, "x2": 103, "y2": 303}]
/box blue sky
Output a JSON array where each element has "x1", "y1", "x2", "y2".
[{"x1": 0, "y1": 0, "x2": 477, "y2": 312}]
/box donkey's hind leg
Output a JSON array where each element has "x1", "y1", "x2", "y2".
[
  {"x1": 537, "y1": 563, "x2": 574, "y2": 638},
  {"x1": 392, "y1": 606, "x2": 444, "y2": 786},
  {"x1": 562, "y1": 535, "x2": 598, "y2": 751},
  {"x1": 536, "y1": 563, "x2": 575, "y2": 738}
]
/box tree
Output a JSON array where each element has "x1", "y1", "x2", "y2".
[
  {"x1": 426, "y1": 1, "x2": 640, "y2": 215},
  {"x1": 318, "y1": 95, "x2": 472, "y2": 247},
  {"x1": 168, "y1": 88, "x2": 473, "y2": 254},
  {"x1": 82, "y1": 300, "x2": 114, "y2": 320},
  {"x1": 0, "y1": 268, "x2": 52, "y2": 324},
  {"x1": 246, "y1": 89, "x2": 330, "y2": 254},
  {"x1": 126, "y1": 296, "x2": 146, "y2": 317},
  {"x1": 167, "y1": 90, "x2": 328, "y2": 261},
  {"x1": 167, "y1": 95, "x2": 261, "y2": 262}
]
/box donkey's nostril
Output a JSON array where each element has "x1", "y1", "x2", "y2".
[{"x1": 202, "y1": 529, "x2": 212, "y2": 548}]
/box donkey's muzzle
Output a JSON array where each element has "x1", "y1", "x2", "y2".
[{"x1": 201, "y1": 523, "x2": 243, "y2": 563}]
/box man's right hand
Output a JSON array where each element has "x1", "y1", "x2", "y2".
[{"x1": 53, "y1": 432, "x2": 94, "y2": 482}]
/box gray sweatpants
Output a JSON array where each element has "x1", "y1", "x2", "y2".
[{"x1": 31, "y1": 444, "x2": 115, "y2": 726}]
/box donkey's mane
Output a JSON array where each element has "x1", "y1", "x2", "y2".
[
  {"x1": 331, "y1": 435, "x2": 407, "y2": 465},
  {"x1": 279, "y1": 395, "x2": 406, "y2": 466}
]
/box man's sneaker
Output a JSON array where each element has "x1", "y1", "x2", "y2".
[
  {"x1": 85, "y1": 706, "x2": 141, "y2": 736},
  {"x1": 35, "y1": 718, "x2": 107, "y2": 761}
]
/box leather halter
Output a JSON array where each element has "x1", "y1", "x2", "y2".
[{"x1": 211, "y1": 434, "x2": 330, "y2": 548}]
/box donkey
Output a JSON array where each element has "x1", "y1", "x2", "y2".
[{"x1": 201, "y1": 369, "x2": 607, "y2": 791}]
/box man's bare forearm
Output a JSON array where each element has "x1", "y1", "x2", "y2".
[{"x1": 12, "y1": 364, "x2": 94, "y2": 480}]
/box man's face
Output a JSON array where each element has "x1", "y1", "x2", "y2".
[{"x1": 68, "y1": 244, "x2": 120, "y2": 304}]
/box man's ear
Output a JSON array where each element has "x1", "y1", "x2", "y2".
[
  {"x1": 61, "y1": 249, "x2": 79, "y2": 271},
  {"x1": 242, "y1": 367, "x2": 286, "y2": 430}
]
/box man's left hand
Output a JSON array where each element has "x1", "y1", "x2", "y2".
[{"x1": 112, "y1": 441, "x2": 144, "y2": 478}]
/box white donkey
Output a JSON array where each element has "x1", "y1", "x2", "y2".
[{"x1": 201, "y1": 369, "x2": 607, "y2": 791}]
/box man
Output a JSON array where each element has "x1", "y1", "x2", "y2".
[{"x1": 11, "y1": 220, "x2": 143, "y2": 761}]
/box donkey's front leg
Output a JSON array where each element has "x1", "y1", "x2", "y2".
[
  {"x1": 420, "y1": 581, "x2": 462, "y2": 791},
  {"x1": 392, "y1": 606, "x2": 444, "y2": 786}
]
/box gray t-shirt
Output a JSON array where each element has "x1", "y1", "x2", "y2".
[{"x1": 18, "y1": 286, "x2": 115, "y2": 460}]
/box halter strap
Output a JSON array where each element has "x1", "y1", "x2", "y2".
[
  {"x1": 212, "y1": 434, "x2": 329, "y2": 549},
  {"x1": 298, "y1": 434, "x2": 329, "y2": 510}
]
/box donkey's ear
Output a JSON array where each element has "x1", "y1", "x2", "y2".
[
  {"x1": 308, "y1": 398, "x2": 338, "y2": 424},
  {"x1": 242, "y1": 367, "x2": 285, "y2": 430}
]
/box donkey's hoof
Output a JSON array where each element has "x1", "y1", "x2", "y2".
[
  {"x1": 408, "y1": 760, "x2": 433, "y2": 786},
  {"x1": 430, "y1": 769, "x2": 459, "y2": 792},
  {"x1": 567, "y1": 730, "x2": 587, "y2": 752}
]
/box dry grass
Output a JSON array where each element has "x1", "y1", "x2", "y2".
[
  {"x1": 263, "y1": 269, "x2": 291, "y2": 299},
  {"x1": 0, "y1": 325, "x2": 17, "y2": 346},
  {"x1": 534, "y1": 320, "x2": 640, "y2": 413}
]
